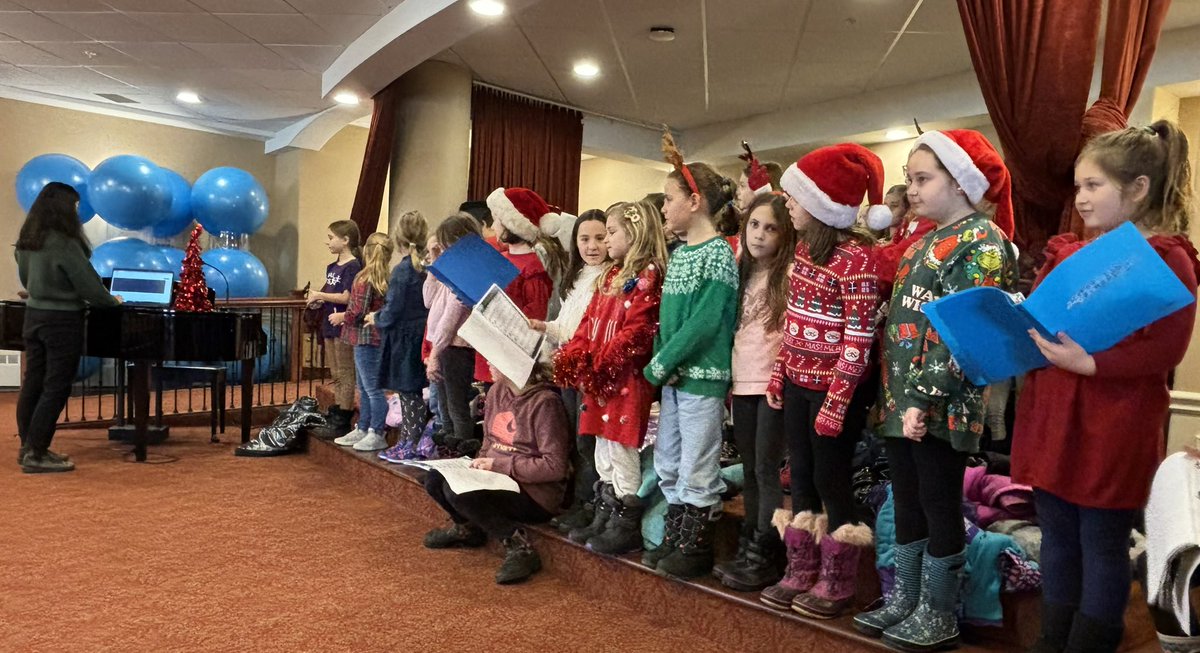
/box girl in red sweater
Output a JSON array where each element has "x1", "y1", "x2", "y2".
[
  {"x1": 554, "y1": 200, "x2": 667, "y2": 555},
  {"x1": 1013, "y1": 121, "x2": 1197, "y2": 653},
  {"x1": 761, "y1": 143, "x2": 889, "y2": 619}
]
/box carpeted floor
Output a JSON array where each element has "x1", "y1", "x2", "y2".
[{"x1": 0, "y1": 424, "x2": 727, "y2": 653}]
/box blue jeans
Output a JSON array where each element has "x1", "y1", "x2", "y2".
[
  {"x1": 1035, "y1": 489, "x2": 1138, "y2": 621},
  {"x1": 654, "y1": 387, "x2": 726, "y2": 509},
  {"x1": 354, "y1": 344, "x2": 387, "y2": 433}
]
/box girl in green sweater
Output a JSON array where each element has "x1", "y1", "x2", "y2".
[{"x1": 642, "y1": 134, "x2": 740, "y2": 580}]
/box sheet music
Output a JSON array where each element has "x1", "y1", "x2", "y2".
[
  {"x1": 476, "y1": 285, "x2": 542, "y2": 356},
  {"x1": 457, "y1": 284, "x2": 545, "y2": 389},
  {"x1": 398, "y1": 456, "x2": 520, "y2": 494}
]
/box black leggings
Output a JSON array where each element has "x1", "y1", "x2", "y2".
[
  {"x1": 731, "y1": 394, "x2": 786, "y2": 532},
  {"x1": 424, "y1": 470, "x2": 551, "y2": 539},
  {"x1": 562, "y1": 388, "x2": 598, "y2": 505},
  {"x1": 885, "y1": 436, "x2": 968, "y2": 558},
  {"x1": 435, "y1": 346, "x2": 476, "y2": 442},
  {"x1": 17, "y1": 308, "x2": 84, "y2": 455},
  {"x1": 784, "y1": 378, "x2": 872, "y2": 532}
]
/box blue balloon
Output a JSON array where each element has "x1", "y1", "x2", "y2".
[
  {"x1": 75, "y1": 356, "x2": 101, "y2": 382},
  {"x1": 150, "y1": 169, "x2": 193, "y2": 238},
  {"x1": 88, "y1": 155, "x2": 171, "y2": 231},
  {"x1": 191, "y1": 167, "x2": 269, "y2": 236},
  {"x1": 90, "y1": 237, "x2": 171, "y2": 278},
  {"x1": 158, "y1": 246, "x2": 186, "y2": 281},
  {"x1": 201, "y1": 248, "x2": 269, "y2": 298},
  {"x1": 16, "y1": 153, "x2": 95, "y2": 222}
]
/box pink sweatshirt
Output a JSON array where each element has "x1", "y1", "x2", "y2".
[
  {"x1": 423, "y1": 274, "x2": 470, "y2": 356},
  {"x1": 732, "y1": 267, "x2": 785, "y2": 396}
]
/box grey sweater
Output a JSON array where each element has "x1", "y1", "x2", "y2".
[{"x1": 15, "y1": 232, "x2": 119, "y2": 311}]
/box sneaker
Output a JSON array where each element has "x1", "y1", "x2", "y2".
[
  {"x1": 424, "y1": 523, "x2": 487, "y2": 549},
  {"x1": 352, "y1": 428, "x2": 388, "y2": 451},
  {"x1": 21, "y1": 452, "x2": 76, "y2": 474},
  {"x1": 379, "y1": 439, "x2": 415, "y2": 463},
  {"x1": 333, "y1": 427, "x2": 368, "y2": 446},
  {"x1": 496, "y1": 529, "x2": 542, "y2": 584},
  {"x1": 385, "y1": 394, "x2": 404, "y2": 428}
]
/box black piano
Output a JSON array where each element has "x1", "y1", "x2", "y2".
[{"x1": 0, "y1": 301, "x2": 265, "y2": 461}]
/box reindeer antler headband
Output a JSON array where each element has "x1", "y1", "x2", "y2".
[
  {"x1": 739, "y1": 140, "x2": 772, "y2": 194},
  {"x1": 661, "y1": 126, "x2": 700, "y2": 196}
]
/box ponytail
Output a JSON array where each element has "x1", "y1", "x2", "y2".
[{"x1": 1079, "y1": 119, "x2": 1192, "y2": 234}]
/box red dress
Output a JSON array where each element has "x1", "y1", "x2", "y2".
[
  {"x1": 1012, "y1": 233, "x2": 1200, "y2": 510},
  {"x1": 554, "y1": 264, "x2": 662, "y2": 447}
]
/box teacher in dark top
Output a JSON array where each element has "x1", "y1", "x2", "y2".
[{"x1": 14, "y1": 182, "x2": 121, "y2": 473}]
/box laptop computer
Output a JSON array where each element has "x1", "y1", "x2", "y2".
[{"x1": 109, "y1": 268, "x2": 175, "y2": 307}]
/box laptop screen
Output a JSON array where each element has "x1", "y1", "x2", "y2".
[{"x1": 109, "y1": 268, "x2": 174, "y2": 305}]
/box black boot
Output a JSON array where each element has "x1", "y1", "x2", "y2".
[
  {"x1": 496, "y1": 528, "x2": 542, "y2": 584},
  {"x1": 721, "y1": 527, "x2": 784, "y2": 591},
  {"x1": 1028, "y1": 601, "x2": 1077, "y2": 653},
  {"x1": 569, "y1": 483, "x2": 614, "y2": 544},
  {"x1": 423, "y1": 522, "x2": 486, "y2": 549},
  {"x1": 642, "y1": 503, "x2": 685, "y2": 569},
  {"x1": 587, "y1": 494, "x2": 644, "y2": 555},
  {"x1": 553, "y1": 501, "x2": 595, "y2": 534},
  {"x1": 1064, "y1": 612, "x2": 1124, "y2": 653},
  {"x1": 713, "y1": 523, "x2": 754, "y2": 582},
  {"x1": 656, "y1": 504, "x2": 717, "y2": 579}
]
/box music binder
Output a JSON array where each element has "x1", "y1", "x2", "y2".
[{"x1": 428, "y1": 233, "x2": 519, "y2": 307}]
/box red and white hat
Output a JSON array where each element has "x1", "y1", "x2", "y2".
[
  {"x1": 781, "y1": 143, "x2": 891, "y2": 230},
  {"x1": 486, "y1": 187, "x2": 569, "y2": 244},
  {"x1": 911, "y1": 129, "x2": 1014, "y2": 238},
  {"x1": 739, "y1": 141, "x2": 773, "y2": 196}
]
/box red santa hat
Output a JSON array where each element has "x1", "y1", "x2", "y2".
[
  {"x1": 780, "y1": 143, "x2": 891, "y2": 230},
  {"x1": 739, "y1": 140, "x2": 773, "y2": 196},
  {"x1": 486, "y1": 187, "x2": 569, "y2": 244},
  {"x1": 911, "y1": 129, "x2": 1014, "y2": 238}
]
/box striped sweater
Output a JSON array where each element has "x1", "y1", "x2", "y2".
[{"x1": 768, "y1": 240, "x2": 880, "y2": 436}]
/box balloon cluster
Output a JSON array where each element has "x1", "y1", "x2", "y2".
[{"x1": 14, "y1": 153, "x2": 272, "y2": 298}]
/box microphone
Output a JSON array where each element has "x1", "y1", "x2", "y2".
[{"x1": 200, "y1": 261, "x2": 231, "y2": 305}]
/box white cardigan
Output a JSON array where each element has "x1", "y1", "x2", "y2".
[{"x1": 543, "y1": 264, "x2": 604, "y2": 346}]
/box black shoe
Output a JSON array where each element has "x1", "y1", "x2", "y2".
[
  {"x1": 569, "y1": 483, "x2": 614, "y2": 544},
  {"x1": 1027, "y1": 601, "x2": 1076, "y2": 653},
  {"x1": 455, "y1": 438, "x2": 482, "y2": 458},
  {"x1": 586, "y1": 494, "x2": 644, "y2": 555},
  {"x1": 423, "y1": 523, "x2": 486, "y2": 549},
  {"x1": 21, "y1": 452, "x2": 76, "y2": 474},
  {"x1": 656, "y1": 504, "x2": 717, "y2": 579},
  {"x1": 642, "y1": 503, "x2": 685, "y2": 569},
  {"x1": 720, "y1": 440, "x2": 740, "y2": 467},
  {"x1": 553, "y1": 502, "x2": 595, "y2": 534},
  {"x1": 713, "y1": 524, "x2": 753, "y2": 582},
  {"x1": 496, "y1": 528, "x2": 542, "y2": 584},
  {"x1": 1063, "y1": 612, "x2": 1123, "y2": 653},
  {"x1": 720, "y1": 527, "x2": 784, "y2": 591}
]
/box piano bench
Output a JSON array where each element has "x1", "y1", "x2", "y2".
[{"x1": 155, "y1": 364, "x2": 227, "y2": 441}]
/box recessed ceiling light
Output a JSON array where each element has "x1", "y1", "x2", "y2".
[
  {"x1": 649, "y1": 26, "x2": 676, "y2": 42},
  {"x1": 176, "y1": 90, "x2": 201, "y2": 104},
  {"x1": 468, "y1": 0, "x2": 505, "y2": 16},
  {"x1": 884, "y1": 128, "x2": 911, "y2": 141},
  {"x1": 573, "y1": 61, "x2": 600, "y2": 78},
  {"x1": 334, "y1": 91, "x2": 359, "y2": 105}
]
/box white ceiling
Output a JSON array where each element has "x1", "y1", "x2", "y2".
[{"x1": 2, "y1": 0, "x2": 1200, "y2": 141}]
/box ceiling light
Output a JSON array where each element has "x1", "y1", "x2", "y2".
[
  {"x1": 334, "y1": 91, "x2": 359, "y2": 105},
  {"x1": 176, "y1": 90, "x2": 201, "y2": 104},
  {"x1": 573, "y1": 61, "x2": 600, "y2": 78},
  {"x1": 468, "y1": 0, "x2": 505, "y2": 16},
  {"x1": 649, "y1": 26, "x2": 676, "y2": 42},
  {"x1": 884, "y1": 128, "x2": 911, "y2": 141}
]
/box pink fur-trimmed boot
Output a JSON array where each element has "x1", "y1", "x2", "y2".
[
  {"x1": 792, "y1": 522, "x2": 874, "y2": 619},
  {"x1": 760, "y1": 511, "x2": 825, "y2": 609}
]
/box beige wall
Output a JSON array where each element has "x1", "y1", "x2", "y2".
[
  {"x1": 1169, "y1": 96, "x2": 1200, "y2": 395},
  {"x1": 578, "y1": 157, "x2": 670, "y2": 213}
]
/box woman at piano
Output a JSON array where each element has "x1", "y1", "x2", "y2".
[{"x1": 14, "y1": 182, "x2": 121, "y2": 474}]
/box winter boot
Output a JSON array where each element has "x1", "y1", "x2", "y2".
[
  {"x1": 569, "y1": 483, "x2": 614, "y2": 544},
  {"x1": 553, "y1": 501, "x2": 595, "y2": 534},
  {"x1": 713, "y1": 522, "x2": 754, "y2": 583},
  {"x1": 655, "y1": 503, "x2": 718, "y2": 580},
  {"x1": 496, "y1": 528, "x2": 542, "y2": 584},
  {"x1": 1158, "y1": 632, "x2": 1200, "y2": 653},
  {"x1": 325, "y1": 406, "x2": 352, "y2": 431},
  {"x1": 881, "y1": 548, "x2": 965, "y2": 652},
  {"x1": 379, "y1": 436, "x2": 415, "y2": 463},
  {"x1": 792, "y1": 522, "x2": 873, "y2": 619},
  {"x1": 587, "y1": 494, "x2": 644, "y2": 555},
  {"x1": 854, "y1": 538, "x2": 927, "y2": 637},
  {"x1": 1063, "y1": 612, "x2": 1124, "y2": 653},
  {"x1": 721, "y1": 524, "x2": 785, "y2": 592},
  {"x1": 1027, "y1": 601, "x2": 1077, "y2": 653},
  {"x1": 642, "y1": 503, "x2": 684, "y2": 569},
  {"x1": 413, "y1": 430, "x2": 437, "y2": 460},
  {"x1": 761, "y1": 511, "x2": 823, "y2": 609},
  {"x1": 423, "y1": 522, "x2": 487, "y2": 549}
]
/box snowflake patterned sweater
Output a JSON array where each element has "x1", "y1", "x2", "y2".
[
  {"x1": 644, "y1": 237, "x2": 739, "y2": 398},
  {"x1": 768, "y1": 240, "x2": 880, "y2": 436},
  {"x1": 878, "y1": 213, "x2": 1017, "y2": 453}
]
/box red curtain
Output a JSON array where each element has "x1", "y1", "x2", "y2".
[
  {"x1": 348, "y1": 80, "x2": 402, "y2": 236},
  {"x1": 468, "y1": 85, "x2": 584, "y2": 214},
  {"x1": 1065, "y1": 0, "x2": 1173, "y2": 234},
  {"x1": 956, "y1": 0, "x2": 1103, "y2": 254}
]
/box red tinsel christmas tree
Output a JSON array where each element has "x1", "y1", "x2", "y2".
[{"x1": 173, "y1": 223, "x2": 214, "y2": 312}]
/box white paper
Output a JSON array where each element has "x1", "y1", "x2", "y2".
[
  {"x1": 398, "y1": 456, "x2": 520, "y2": 494},
  {"x1": 456, "y1": 284, "x2": 544, "y2": 389}
]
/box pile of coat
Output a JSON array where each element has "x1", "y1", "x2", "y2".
[{"x1": 235, "y1": 396, "x2": 326, "y2": 457}]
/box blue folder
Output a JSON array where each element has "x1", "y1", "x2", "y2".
[
  {"x1": 923, "y1": 222, "x2": 1195, "y2": 385},
  {"x1": 428, "y1": 232, "x2": 519, "y2": 307}
]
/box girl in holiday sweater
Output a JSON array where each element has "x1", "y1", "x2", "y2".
[
  {"x1": 1013, "y1": 121, "x2": 1197, "y2": 653},
  {"x1": 531, "y1": 209, "x2": 609, "y2": 531},
  {"x1": 757, "y1": 144, "x2": 887, "y2": 618},
  {"x1": 641, "y1": 132, "x2": 740, "y2": 580},
  {"x1": 854, "y1": 130, "x2": 1018, "y2": 652},
  {"x1": 334, "y1": 232, "x2": 394, "y2": 452},
  {"x1": 713, "y1": 192, "x2": 797, "y2": 592},
  {"x1": 553, "y1": 200, "x2": 667, "y2": 555}
]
